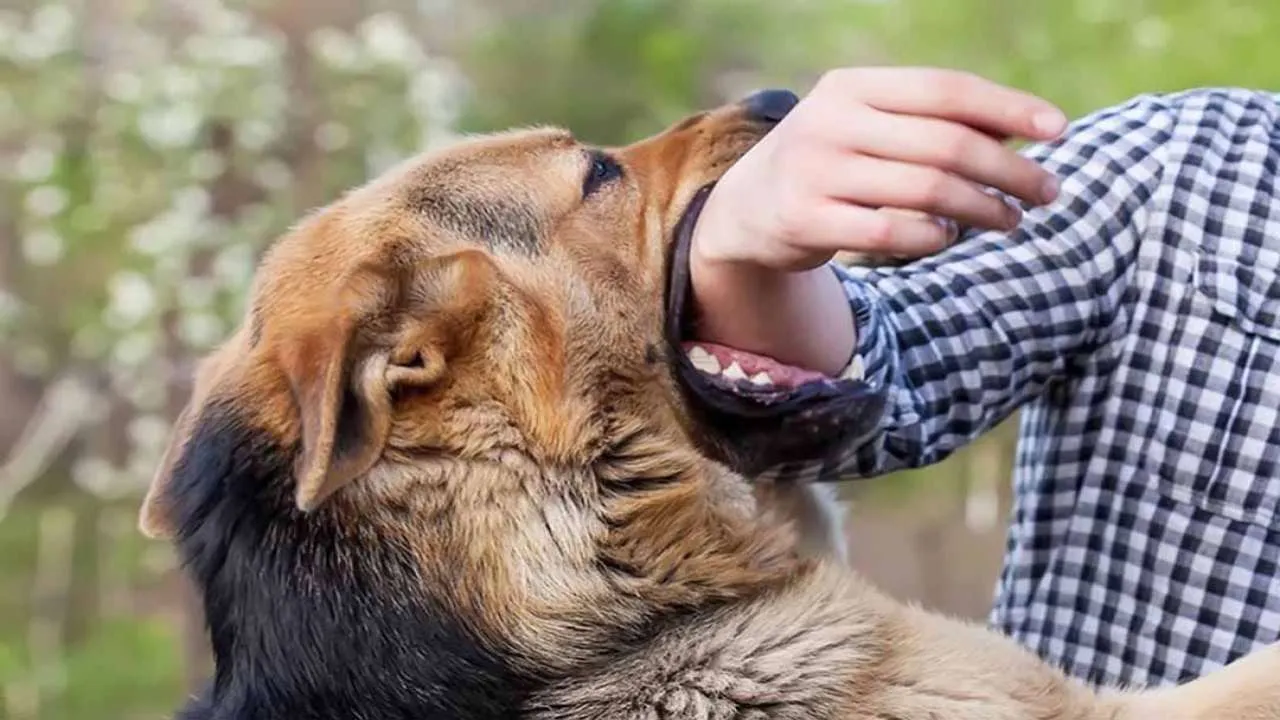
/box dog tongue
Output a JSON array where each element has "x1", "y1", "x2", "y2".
[{"x1": 681, "y1": 341, "x2": 828, "y2": 387}]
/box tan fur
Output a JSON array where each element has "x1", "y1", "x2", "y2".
[{"x1": 141, "y1": 99, "x2": 1280, "y2": 719}]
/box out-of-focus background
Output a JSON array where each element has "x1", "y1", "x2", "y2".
[{"x1": 1, "y1": 0, "x2": 1277, "y2": 717}]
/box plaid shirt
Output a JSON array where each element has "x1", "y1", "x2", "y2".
[{"x1": 786, "y1": 87, "x2": 1280, "y2": 688}]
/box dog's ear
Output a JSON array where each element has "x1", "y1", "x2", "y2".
[
  {"x1": 281, "y1": 250, "x2": 498, "y2": 513},
  {"x1": 280, "y1": 308, "x2": 390, "y2": 514},
  {"x1": 137, "y1": 249, "x2": 497, "y2": 538}
]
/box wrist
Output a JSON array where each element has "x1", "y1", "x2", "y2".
[{"x1": 688, "y1": 250, "x2": 855, "y2": 377}]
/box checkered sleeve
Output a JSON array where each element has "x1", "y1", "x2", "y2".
[{"x1": 812, "y1": 94, "x2": 1180, "y2": 480}]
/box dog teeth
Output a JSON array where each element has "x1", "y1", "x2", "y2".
[
  {"x1": 722, "y1": 361, "x2": 747, "y2": 381},
  {"x1": 687, "y1": 345, "x2": 721, "y2": 374},
  {"x1": 685, "y1": 345, "x2": 776, "y2": 388}
]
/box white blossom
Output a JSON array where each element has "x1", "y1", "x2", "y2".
[
  {"x1": 159, "y1": 65, "x2": 202, "y2": 101},
  {"x1": 236, "y1": 118, "x2": 282, "y2": 152},
  {"x1": 410, "y1": 63, "x2": 466, "y2": 138},
  {"x1": 110, "y1": 330, "x2": 158, "y2": 369},
  {"x1": 174, "y1": 187, "x2": 212, "y2": 217},
  {"x1": 185, "y1": 33, "x2": 281, "y2": 69},
  {"x1": 11, "y1": 4, "x2": 74, "y2": 63},
  {"x1": 309, "y1": 27, "x2": 363, "y2": 71},
  {"x1": 105, "y1": 72, "x2": 143, "y2": 103},
  {"x1": 128, "y1": 414, "x2": 172, "y2": 456},
  {"x1": 179, "y1": 312, "x2": 227, "y2": 349},
  {"x1": 360, "y1": 13, "x2": 425, "y2": 68},
  {"x1": 106, "y1": 271, "x2": 158, "y2": 327},
  {"x1": 138, "y1": 103, "x2": 202, "y2": 149},
  {"x1": 15, "y1": 145, "x2": 58, "y2": 182},
  {"x1": 213, "y1": 243, "x2": 257, "y2": 287},
  {"x1": 25, "y1": 186, "x2": 68, "y2": 218},
  {"x1": 72, "y1": 457, "x2": 122, "y2": 499},
  {"x1": 22, "y1": 229, "x2": 65, "y2": 266},
  {"x1": 0, "y1": 289, "x2": 21, "y2": 328},
  {"x1": 253, "y1": 159, "x2": 293, "y2": 191}
]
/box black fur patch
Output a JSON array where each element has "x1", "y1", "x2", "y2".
[
  {"x1": 330, "y1": 383, "x2": 369, "y2": 463},
  {"x1": 163, "y1": 401, "x2": 540, "y2": 719},
  {"x1": 411, "y1": 189, "x2": 543, "y2": 255}
]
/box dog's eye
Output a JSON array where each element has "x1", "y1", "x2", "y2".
[{"x1": 582, "y1": 151, "x2": 623, "y2": 199}]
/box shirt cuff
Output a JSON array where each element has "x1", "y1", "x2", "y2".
[{"x1": 830, "y1": 262, "x2": 892, "y2": 389}]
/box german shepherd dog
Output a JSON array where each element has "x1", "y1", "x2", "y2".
[{"x1": 139, "y1": 89, "x2": 1280, "y2": 719}]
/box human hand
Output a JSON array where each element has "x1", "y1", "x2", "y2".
[{"x1": 688, "y1": 68, "x2": 1070, "y2": 375}]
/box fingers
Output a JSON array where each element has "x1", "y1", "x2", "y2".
[
  {"x1": 789, "y1": 201, "x2": 955, "y2": 261},
  {"x1": 840, "y1": 106, "x2": 1058, "y2": 207},
  {"x1": 819, "y1": 153, "x2": 1022, "y2": 232},
  {"x1": 817, "y1": 66, "x2": 1069, "y2": 142},
  {"x1": 691, "y1": 66, "x2": 1071, "y2": 274}
]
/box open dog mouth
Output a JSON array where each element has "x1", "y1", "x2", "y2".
[
  {"x1": 662, "y1": 184, "x2": 886, "y2": 475},
  {"x1": 681, "y1": 340, "x2": 857, "y2": 391}
]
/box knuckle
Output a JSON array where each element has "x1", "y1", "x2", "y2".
[
  {"x1": 942, "y1": 69, "x2": 979, "y2": 93},
  {"x1": 816, "y1": 67, "x2": 862, "y2": 95},
  {"x1": 861, "y1": 215, "x2": 894, "y2": 250},
  {"x1": 937, "y1": 130, "x2": 975, "y2": 166},
  {"x1": 927, "y1": 70, "x2": 971, "y2": 106},
  {"x1": 952, "y1": 69, "x2": 983, "y2": 89},
  {"x1": 820, "y1": 67, "x2": 853, "y2": 86},
  {"x1": 915, "y1": 172, "x2": 953, "y2": 208},
  {"x1": 812, "y1": 70, "x2": 840, "y2": 95}
]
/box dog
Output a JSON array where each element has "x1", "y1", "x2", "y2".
[{"x1": 138, "y1": 87, "x2": 1280, "y2": 719}]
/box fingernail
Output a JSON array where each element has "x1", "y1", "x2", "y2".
[
  {"x1": 1041, "y1": 174, "x2": 1060, "y2": 203},
  {"x1": 1004, "y1": 199, "x2": 1022, "y2": 228},
  {"x1": 1033, "y1": 109, "x2": 1067, "y2": 137},
  {"x1": 933, "y1": 216, "x2": 959, "y2": 243}
]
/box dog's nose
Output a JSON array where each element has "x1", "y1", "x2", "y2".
[{"x1": 742, "y1": 88, "x2": 800, "y2": 123}]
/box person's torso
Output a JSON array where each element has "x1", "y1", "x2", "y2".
[{"x1": 993, "y1": 88, "x2": 1280, "y2": 687}]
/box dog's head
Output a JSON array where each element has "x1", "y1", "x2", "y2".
[{"x1": 141, "y1": 89, "x2": 878, "y2": 540}]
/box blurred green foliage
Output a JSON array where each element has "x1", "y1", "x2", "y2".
[
  {"x1": 1, "y1": 1, "x2": 1277, "y2": 717},
  {"x1": 834, "y1": 0, "x2": 1280, "y2": 117},
  {"x1": 457, "y1": 0, "x2": 824, "y2": 144}
]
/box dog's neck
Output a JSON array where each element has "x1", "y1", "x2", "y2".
[{"x1": 169, "y1": 405, "x2": 809, "y2": 719}]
